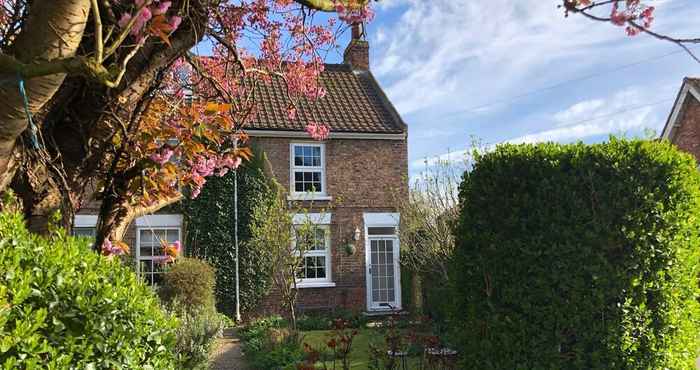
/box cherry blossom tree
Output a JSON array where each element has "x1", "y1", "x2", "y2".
[
  {"x1": 561, "y1": 0, "x2": 700, "y2": 62},
  {"x1": 0, "y1": 0, "x2": 374, "y2": 248}
]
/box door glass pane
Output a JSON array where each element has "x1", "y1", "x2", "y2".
[{"x1": 370, "y1": 238, "x2": 397, "y2": 307}]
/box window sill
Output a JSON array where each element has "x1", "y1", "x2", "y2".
[
  {"x1": 288, "y1": 194, "x2": 333, "y2": 202},
  {"x1": 296, "y1": 281, "x2": 336, "y2": 289}
]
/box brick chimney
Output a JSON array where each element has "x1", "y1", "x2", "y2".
[{"x1": 343, "y1": 23, "x2": 369, "y2": 70}]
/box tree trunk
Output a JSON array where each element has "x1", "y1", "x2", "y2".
[
  {"x1": 412, "y1": 272, "x2": 424, "y2": 315},
  {"x1": 3, "y1": 0, "x2": 207, "y2": 239},
  {"x1": 0, "y1": 0, "x2": 90, "y2": 185}
]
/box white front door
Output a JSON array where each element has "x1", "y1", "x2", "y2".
[{"x1": 366, "y1": 236, "x2": 401, "y2": 311}]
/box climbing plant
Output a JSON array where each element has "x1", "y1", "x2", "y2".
[{"x1": 181, "y1": 148, "x2": 273, "y2": 317}]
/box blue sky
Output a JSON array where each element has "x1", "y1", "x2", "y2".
[{"x1": 323, "y1": 0, "x2": 700, "y2": 176}]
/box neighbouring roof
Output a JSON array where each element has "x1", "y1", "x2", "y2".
[
  {"x1": 661, "y1": 77, "x2": 700, "y2": 141},
  {"x1": 248, "y1": 64, "x2": 406, "y2": 134}
]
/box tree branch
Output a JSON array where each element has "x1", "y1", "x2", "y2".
[
  {"x1": 293, "y1": 0, "x2": 369, "y2": 12},
  {"x1": 564, "y1": 0, "x2": 700, "y2": 63}
]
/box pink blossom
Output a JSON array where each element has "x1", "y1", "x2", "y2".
[
  {"x1": 150, "y1": 148, "x2": 174, "y2": 165},
  {"x1": 305, "y1": 122, "x2": 330, "y2": 141},
  {"x1": 626, "y1": 26, "x2": 640, "y2": 36},
  {"x1": 336, "y1": 3, "x2": 374, "y2": 24},
  {"x1": 609, "y1": 3, "x2": 628, "y2": 26},
  {"x1": 118, "y1": 13, "x2": 132, "y2": 29},
  {"x1": 169, "y1": 15, "x2": 182, "y2": 30},
  {"x1": 119, "y1": 6, "x2": 153, "y2": 37},
  {"x1": 287, "y1": 106, "x2": 297, "y2": 120},
  {"x1": 101, "y1": 239, "x2": 126, "y2": 259},
  {"x1": 152, "y1": 1, "x2": 172, "y2": 15}
]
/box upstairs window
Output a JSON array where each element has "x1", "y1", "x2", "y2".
[{"x1": 291, "y1": 143, "x2": 325, "y2": 196}]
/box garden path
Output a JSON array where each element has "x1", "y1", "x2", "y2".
[{"x1": 210, "y1": 328, "x2": 247, "y2": 370}]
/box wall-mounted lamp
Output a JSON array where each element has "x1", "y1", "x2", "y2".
[{"x1": 343, "y1": 226, "x2": 362, "y2": 256}]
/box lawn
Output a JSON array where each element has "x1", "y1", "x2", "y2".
[{"x1": 300, "y1": 329, "x2": 422, "y2": 369}]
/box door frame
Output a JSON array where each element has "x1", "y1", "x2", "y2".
[{"x1": 363, "y1": 213, "x2": 401, "y2": 312}]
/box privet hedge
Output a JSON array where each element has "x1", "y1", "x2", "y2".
[
  {"x1": 452, "y1": 139, "x2": 700, "y2": 369},
  {"x1": 181, "y1": 149, "x2": 273, "y2": 316},
  {"x1": 0, "y1": 212, "x2": 179, "y2": 369}
]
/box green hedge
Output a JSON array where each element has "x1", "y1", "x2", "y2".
[
  {"x1": 181, "y1": 149, "x2": 273, "y2": 317},
  {"x1": 451, "y1": 139, "x2": 700, "y2": 369},
  {"x1": 160, "y1": 257, "x2": 217, "y2": 312},
  {"x1": 0, "y1": 212, "x2": 179, "y2": 369}
]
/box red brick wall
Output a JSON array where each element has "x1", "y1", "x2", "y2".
[
  {"x1": 671, "y1": 96, "x2": 700, "y2": 162},
  {"x1": 251, "y1": 136, "x2": 408, "y2": 316}
]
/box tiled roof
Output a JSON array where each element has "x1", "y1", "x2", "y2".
[
  {"x1": 248, "y1": 64, "x2": 406, "y2": 134},
  {"x1": 685, "y1": 77, "x2": 700, "y2": 90}
]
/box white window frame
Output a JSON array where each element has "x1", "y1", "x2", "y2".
[
  {"x1": 72, "y1": 215, "x2": 98, "y2": 238},
  {"x1": 293, "y1": 213, "x2": 335, "y2": 288},
  {"x1": 135, "y1": 214, "x2": 183, "y2": 286},
  {"x1": 289, "y1": 142, "x2": 330, "y2": 201}
]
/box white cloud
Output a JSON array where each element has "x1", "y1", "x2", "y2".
[
  {"x1": 505, "y1": 87, "x2": 661, "y2": 144},
  {"x1": 371, "y1": 0, "x2": 698, "y2": 116},
  {"x1": 553, "y1": 99, "x2": 605, "y2": 126}
]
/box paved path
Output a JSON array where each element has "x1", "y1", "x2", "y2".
[{"x1": 210, "y1": 328, "x2": 247, "y2": 370}]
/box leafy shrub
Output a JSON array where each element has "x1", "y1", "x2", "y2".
[
  {"x1": 171, "y1": 305, "x2": 225, "y2": 370},
  {"x1": 297, "y1": 314, "x2": 331, "y2": 331},
  {"x1": 181, "y1": 148, "x2": 273, "y2": 316},
  {"x1": 240, "y1": 315, "x2": 303, "y2": 368},
  {"x1": 297, "y1": 309, "x2": 368, "y2": 331},
  {"x1": 452, "y1": 139, "x2": 700, "y2": 369},
  {"x1": 239, "y1": 315, "x2": 287, "y2": 343},
  {"x1": 0, "y1": 212, "x2": 179, "y2": 369},
  {"x1": 160, "y1": 257, "x2": 216, "y2": 311}
]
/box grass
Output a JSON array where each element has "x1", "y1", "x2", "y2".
[{"x1": 300, "y1": 329, "x2": 422, "y2": 369}]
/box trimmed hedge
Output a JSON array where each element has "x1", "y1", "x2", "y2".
[
  {"x1": 452, "y1": 139, "x2": 700, "y2": 369},
  {"x1": 181, "y1": 148, "x2": 273, "y2": 316},
  {"x1": 160, "y1": 257, "x2": 217, "y2": 311},
  {"x1": 0, "y1": 212, "x2": 179, "y2": 369}
]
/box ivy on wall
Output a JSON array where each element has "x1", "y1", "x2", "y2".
[{"x1": 180, "y1": 149, "x2": 273, "y2": 317}]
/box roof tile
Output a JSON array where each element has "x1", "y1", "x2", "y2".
[{"x1": 248, "y1": 64, "x2": 405, "y2": 134}]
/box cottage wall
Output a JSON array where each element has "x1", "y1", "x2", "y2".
[{"x1": 251, "y1": 136, "x2": 408, "y2": 316}]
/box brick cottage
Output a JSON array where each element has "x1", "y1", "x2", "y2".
[
  {"x1": 73, "y1": 23, "x2": 409, "y2": 315},
  {"x1": 248, "y1": 23, "x2": 408, "y2": 314}
]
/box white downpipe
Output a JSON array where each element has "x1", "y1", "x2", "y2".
[{"x1": 234, "y1": 145, "x2": 241, "y2": 323}]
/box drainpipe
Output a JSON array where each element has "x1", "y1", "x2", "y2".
[{"x1": 234, "y1": 141, "x2": 241, "y2": 323}]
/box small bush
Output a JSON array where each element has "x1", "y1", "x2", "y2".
[
  {"x1": 452, "y1": 139, "x2": 700, "y2": 369},
  {"x1": 0, "y1": 212, "x2": 178, "y2": 368},
  {"x1": 171, "y1": 305, "x2": 224, "y2": 370},
  {"x1": 160, "y1": 257, "x2": 216, "y2": 311},
  {"x1": 240, "y1": 316, "x2": 303, "y2": 368}
]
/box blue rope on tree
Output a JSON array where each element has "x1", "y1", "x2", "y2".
[{"x1": 17, "y1": 74, "x2": 39, "y2": 150}]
